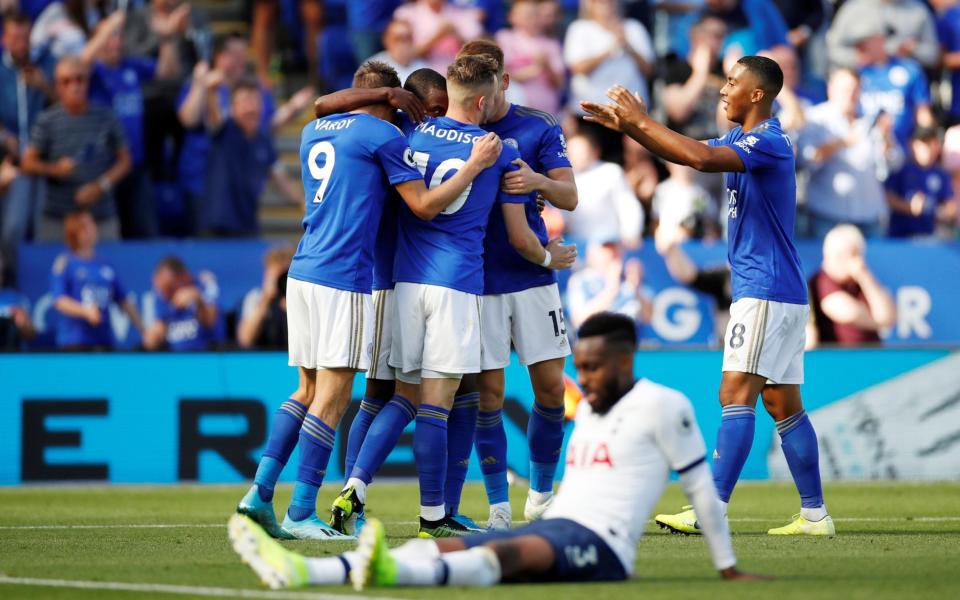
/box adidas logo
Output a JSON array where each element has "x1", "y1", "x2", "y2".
[
  {"x1": 713, "y1": 449, "x2": 720, "y2": 460},
  {"x1": 481, "y1": 456, "x2": 499, "y2": 465}
]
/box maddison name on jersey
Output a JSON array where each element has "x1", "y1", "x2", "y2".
[{"x1": 414, "y1": 121, "x2": 486, "y2": 145}]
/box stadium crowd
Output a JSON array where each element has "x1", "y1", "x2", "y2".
[{"x1": 1, "y1": 0, "x2": 957, "y2": 352}]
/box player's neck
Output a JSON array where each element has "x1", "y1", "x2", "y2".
[
  {"x1": 490, "y1": 102, "x2": 511, "y2": 123},
  {"x1": 741, "y1": 109, "x2": 773, "y2": 132},
  {"x1": 445, "y1": 106, "x2": 481, "y2": 126}
]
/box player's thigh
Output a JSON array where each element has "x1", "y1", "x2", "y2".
[
  {"x1": 510, "y1": 284, "x2": 572, "y2": 367},
  {"x1": 367, "y1": 288, "x2": 396, "y2": 383},
  {"x1": 477, "y1": 368, "x2": 505, "y2": 411},
  {"x1": 389, "y1": 282, "x2": 426, "y2": 372},
  {"x1": 527, "y1": 357, "x2": 567, "y2": 408},
  {"x1": 718, "y1": 370, "x2": 768, "y2": 407},
  {"x1": 723, "y1": 299, "x2": 803, "y2": 384},
  {"x1": 311, "y1": 367, "x2": 360, "y2": 426},
  {"x1": 766, "y1": 303, "x2": 808, "y2": 386},
  {"x1": 422, "y1": 285, "x2": 482, "y2": 374},
  {"x1": 480, "y1": 294, "x2": 511, "y2": 371}
]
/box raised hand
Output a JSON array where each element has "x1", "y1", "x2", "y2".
[
  {"x1": 580, "y1": 100, "x2": 622, "y2": 132},
  {"x1": 607, "y1": 84, "x2": 647, "y2": 126},
  {"x1": 386, "y1": 87, "x2": 426, "y2": 123}
]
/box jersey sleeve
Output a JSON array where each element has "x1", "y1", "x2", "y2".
[
  {"x1": 653, "y1": 392, "x2": 707, "y2": 473},
  {"x1": 496, "y1": 146, "x2": 527, "y2": 205},
  {"x1": 374, "y1": 135, "x2": 423, "y2": 186},
  {"x1": 725, "y1": 129, "x2": 789, "y2": 171},
  {"x1": 538, "y1": 125, "x2": 572, "y2": 172}
]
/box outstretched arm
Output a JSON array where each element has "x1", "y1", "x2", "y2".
[
  {"x1": 314, "y1": 87, "x2": 426, "y2": 123},
  {"x1": 582, "y1": 85, "x2": 744, "y2": 173}
]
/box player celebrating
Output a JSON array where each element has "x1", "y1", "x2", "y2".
[
  {"x1": 236, "y1": 61, "x2": 502, "y2": 540},
  {"x1": 228, "y1": 312, "x2": 767, "y2": 589},
  {"x1": 454, "y1": 39, "x2": 578, "y2": 530},
  {"x1": 581, "y1": 56, "x2": 834, "y2": 536}
]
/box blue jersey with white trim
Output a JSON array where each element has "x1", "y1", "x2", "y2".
[
  {"x1": 708, "y1": 118, "x2": 807, "y2": 304},
  {"x1": 482, "y1": 104, "x2": 571, "y2": 295},
  {"x1": 394, "y1": 116, "x2": 524, "y2": 295},
  {"x1": 288, "y1": 112, "x2": 422, "y2": 294}
]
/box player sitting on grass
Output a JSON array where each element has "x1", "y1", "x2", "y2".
[
  {"x1": 581, "y1": 56, "x2": 835, "y2": 537},
  {"x1": 228, "y1": 312, "x2": 768, "y2": 589}
]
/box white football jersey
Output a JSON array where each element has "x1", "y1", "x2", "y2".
[{"x1": 545, "y1": 378, "x2": 707, "y2": 574}]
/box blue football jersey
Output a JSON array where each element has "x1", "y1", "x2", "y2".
[
  {"x1": 859, "y1": 57, "x2": 930, "y2": 148},
  {"x1": 372, "y1": 192, "x2": 400, "y2": 291},
  {"x1": 482, "y1": 104, "x2": 571, "y2": 295},
  {"x1": 50, "y1": 253, "x2": 126, "y2": 348},
  {"x1": 885, "y1": 163, "x2": 953, "y2": 237},
  {"x1": 288, "y1": 113, "x2": 422, "y2": 293},
  {"x1": 709, "y1": 118, "x2": 807, "y2": 304},
  {"x1": 395, "y1": 116, "x2": 525, "y2": 295}
]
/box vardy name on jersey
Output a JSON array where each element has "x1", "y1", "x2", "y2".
[{"x1": 709, "y1": 118, "x2": 807, "y2": 305}]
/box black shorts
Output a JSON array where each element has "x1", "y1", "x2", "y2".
[{"x1": 462, "y1": 518, "x2": 628, "y2": 582}]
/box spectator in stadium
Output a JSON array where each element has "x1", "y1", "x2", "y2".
[
  {"x1": 934, "y1": 0, "x2": 960, "y2": 126},
  {"x1": 22, "y1": 55, "x2": 131, "y2": 242},
  {"x1": 622, "y1": 137, "x2": 662, "y2": 236},
  {"x1": 0, "y1": 12, "x2": 55, "y2": 282},
  {"x1": 495, "y1": 0, "x2": 566, "y2": 116},
  {"x1": 651, "y1": 161, "x2": 717, "y2": 241},
  {"x1": 176, "y1": 33, "x2": 312, "y2": 235},
  {"x1": 885, "y1": 127, "x2": 957, "y2": 238},
  {"x1": 368, "y1": 20, "x2": 428, "y2": 84},
  {"x1": 564, "y1": 0, "x2": 654, "y2": 158},
  {"x1": 807, "y1": 224, "x2": 896, "y2": 348},
  {"x1": 797, "y1": 68, "x2": 903, "y2": 239},
  {"x1": 699, "y1": 0, "x2": 789, "y2": 57},
  {"x1": 827, "y1": 0, "x2": 939, "y2": 70},
  {"x1": 661, "y1": 15, "x2": 727, "y2": 142},
  {"x1": 50, "y1": 210, "x2": 142, "y2": 351},
  {"x1": 202, "y1": 79, "x2": 300, "y2": 237},
  {"x1": 564, "y1": 130, "x2": 643, "y2": 247},
  {"x1": 237, "y1": 244, "x2": 293, "y2": 349},
  {"x1": 392, "y1": 0, "x2": 484, "y2": 74},
  {"x1": 347, "y1": 0, "x2": 402, "y2": 66},
  {"x1": 144, "y1": 255, "x2": 219, "y2": 352},
  {"x1": 654, "y1": 0, "x2": 705, "y2": 58},
  {"x1": 849, "y1": 19, "x2": 935, "y2": 150},
  {"x1": 30, "y1": 0, "x2": 107, "y2": 60},
  {"x1": 770, "y1": 0, "x2": 824, "y2": 53},
  {"x1": 0, "y1": 269, "x2": 36, "y2": 350},
  {"x1": 81, "y1": 10, "x2": 180, "y2": 239},
  {"x1": 761, "y1": 44, "x2": 824, "y2": 109},
  {"x1": 565, "y1": 239, "x2": 653, "y2": 330}
]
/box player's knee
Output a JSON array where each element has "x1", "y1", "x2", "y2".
[
  {"x1": 531, "y1": 376, "x2": 565, "y2": 408},
  {"x1": 478, "y1": 373, "x2": 505, "y2": 411}
]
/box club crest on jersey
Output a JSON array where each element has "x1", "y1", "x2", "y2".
[
  {"x1": 503, "y1": 137, "x2": 519, "y2": 150},
  {"x1": 566, "y1": 441, "x2": 615, "y2": 468}
]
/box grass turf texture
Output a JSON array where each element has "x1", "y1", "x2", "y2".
[{"x1": 1, "y1": 482, "x2": 958, "y2": 599}]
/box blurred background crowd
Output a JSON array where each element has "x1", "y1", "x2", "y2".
[{"x1": 1, "y1": 0, "x2": 957, "y2": 353}]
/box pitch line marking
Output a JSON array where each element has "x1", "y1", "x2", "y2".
[
  {"x1": 0, "y1": 575, "x2": 395, "y2": 600},
  {"x1": 2, "y1": 517, "x2": 959, "y2": 531}
]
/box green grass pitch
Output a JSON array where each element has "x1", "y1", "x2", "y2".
[{"x1": 1, "y1": 481, "x2": 958, "y2": 599}]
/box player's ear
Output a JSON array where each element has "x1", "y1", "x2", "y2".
[
  {"x1": 751, "y1": 88, "x2": 765, "y2": 104},
  {"x1": 501, "y1": 72, "x2": 510, "y2": 91}
]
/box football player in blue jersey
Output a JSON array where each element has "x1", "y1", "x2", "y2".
[
  {"x1": 583, "y1": 56, "x2": 834, "y2": 536},
  {"x1": 236, "y1": 61, "x2": 503, "y2": 541},
  {"x1": 452, "y1": 39, "x2": 579, "y2": 530},
  {"x1": 387, "y1": 54, "x2": 576, "y2": 539}
]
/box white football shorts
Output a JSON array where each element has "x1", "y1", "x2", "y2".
[
  {"x1": 286, "y1": 277, "x2": 372, "y2": 371},
  {"x1": 721, "y1": 297, "x2": 808, "y2": 384},
  {"x1": 367, "y1": 288, "x2": 395, "y2": 381},
  {"x1": 389, "y1": 282, "x2": 482, "y2": 376},
  {"x1": 480, "y1": 283, "x2": 571, "y2": 370}
]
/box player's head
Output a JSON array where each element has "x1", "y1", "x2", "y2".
[
  {"x1": 822, "y1": 224, "x2": 866, "y2": 284},
  {"x1": 212, "y1": 32, "x2": 248, "y2": 81},
  {"x1": 153, "y1": 255, "x2": 190, "y2": 300},
  {"x1": 911, "y1": 126, "x2": 942, "y2": 167},
  {"x1": 404, "y1": 68, "x2": 448, "y2": 117},
  {"x1": 2, "y1": 11, "x2": 32, "y2": 65},
  {"x1": 55, "y1": 55, "x2": 90, "y2": 112},
  {"x1": 574, "y1": 312, "x2": 637, "y2": 415},
  {"x1": 445, "y1": 54, "x2": 500, "y2": 123},
  {"x1": 63, "y1": 210, "x2": 97, "y2": 253},
  {"x1": 353, "y1": 60, "x2": 402, "y2": 90},
  {"x1": 456, "y1": 39, "x2": 509, "y2": 115},
  {"x1": 719, "y1": 55, "x2": 782, "y2": 124},
  {"x1": 230, "y1": 79, "x2": 263, "y2": 136}
]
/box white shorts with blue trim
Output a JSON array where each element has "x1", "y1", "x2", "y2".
[
  {"x1": 480, "y1": 283, "x2": 571, "y2": 371},
  {"x1": 286, "y1": 277, "x2": 372, "y2": 371},
  {"x1": 721, "y1": 297, "x2": 808, "y2": 385}
]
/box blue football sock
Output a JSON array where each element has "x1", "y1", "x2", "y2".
[
  {"x1": 777, "y1": 410, "x2": 824, "y2": 508},
  {"x1": 712, "y1": 404, "x2": 755, "y2": 503},
  {"x1": 414, "y1": 404, "x2": 450, "y2": 509},
  {"x1": 475, "y1": 409, "x2": 509, "y2": 505},
  {"x1": 344, "y1": 396, "x2": 388, "y2": 480},
  {"x1": 254, "y1": 399, "x2": 306, "y2": 502},
  {"x1": 287, "y1": 414, "x2": 335, "y2": 522},
  {"x1": 444, "y1": 392, "x2": 480, "y2": 515},
  {"x1": 350, "y1": 395, "x2": 416, "y2": 484},
  {"x1": 528, "y1": 402, "x2": 566, "y2": 494}
]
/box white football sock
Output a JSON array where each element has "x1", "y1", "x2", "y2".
[
  {"x1": 345, "y1": 478, "x2": 367, "y2": 503},
  {"x1": 420, "y1": 504, "x2": 446, "y2": 522},
  {"x1": 801, "y1": 505, "x2": 828, "y2": 522},
  {"x1": 441, "y1": 547, "x2": 502, "y2": 587},
  {"x1": 392, "y1": 538, "x2": 441, "y2": 561},
  {"x1": 528, "y1": 490, "x2": 552, "y2": 505},
  {"x1": 490, "y1": 501, "x2": 511, "y2": 513},
  {"x1": 304, "y1": 551, "x2": 356, "y2": 585},
  {"x1": 394, "y1": 557, "x2": 444, "y2": 586},
  {"x1": 718, "y1": 499, "x2": 728, "y2": 518}
]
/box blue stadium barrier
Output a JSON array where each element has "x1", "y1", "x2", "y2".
[{"x1": 1, "y1": 348, "x2": 954, "y2": 486}]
